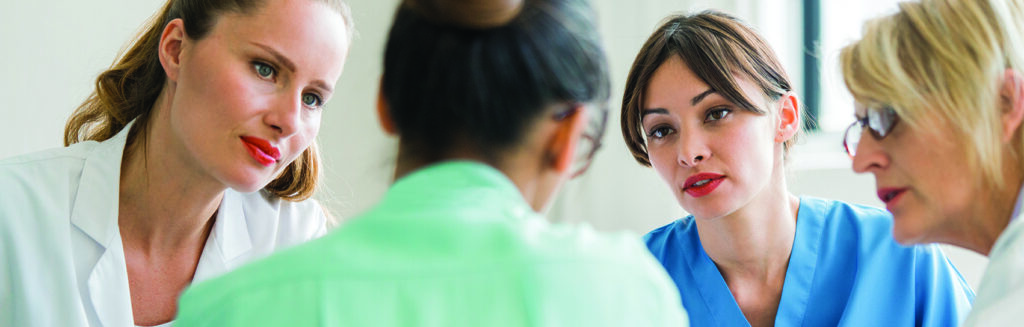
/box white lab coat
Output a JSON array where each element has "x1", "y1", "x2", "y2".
[
  {"x1": 0, "y1": 122, "x2": 327, "y2": 327},
  {"x1": 963, "y1": 186, "x2": 1024, "y2": 326}
]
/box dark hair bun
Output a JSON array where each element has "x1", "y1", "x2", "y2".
[{"x1": 403, "y1": 0, "x2": 524, "y2": 29}]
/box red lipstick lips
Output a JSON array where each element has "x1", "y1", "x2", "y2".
[
  {"x1": 684, "y1": 172, "x2": 725, "y2": 198},
  {"x1": 240, "y1": 136, "x2": 281, "y2": 167}
]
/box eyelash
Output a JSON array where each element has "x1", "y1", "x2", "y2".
[
  {"x1": 253, "y1": 60, "x2": 326, "y2": 110},
  {"x1": 644, "y1": 107, "x2": 733, "y2": 140},
  {"x1": 253, "y1": 61, "x2": 276, "y2": 80},
  {"x1": 704, "y1": 107, "x2": 731, "y2": 122}
]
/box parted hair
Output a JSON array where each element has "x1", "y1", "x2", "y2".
[
  {"x1": 64, "y1": 0, "x2": 353, "y2": 201},
  {"x1": 621, "y1": 11, "x2": 797, "y2": 167}
]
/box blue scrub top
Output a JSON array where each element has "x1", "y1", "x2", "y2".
[{"x1": 645, "y1": 196, "x2": 974, "y2": 326}]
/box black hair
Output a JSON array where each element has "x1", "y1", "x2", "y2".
[{"x1": 381, "y1": 0, "x2": 610, "y2": 164}]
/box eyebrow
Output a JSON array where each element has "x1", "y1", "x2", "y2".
[
  {"x1": 640, "y1": 108, "x2": 669, "y2": 118},
  {"x1": 691, "y1": 89, "x2": 716, "y2": 105},
  {"x1": 251, "y1": 42, "x2": 335, "y2": 95}
]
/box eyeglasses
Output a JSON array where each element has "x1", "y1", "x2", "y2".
[
  {"x1": 553, "y1": 104, "x2": 607, "y2": 178},
  {"x1": 842, "y1": 105, "x2": 899, "y2": 157}
]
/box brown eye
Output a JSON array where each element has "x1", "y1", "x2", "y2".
[{"x1": 706, "y1": 108, "x2": 731, "y2": 122}]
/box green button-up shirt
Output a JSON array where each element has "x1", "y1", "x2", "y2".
[{"x1": 175, "y1": 161, "x2": 688, "y2": 326}]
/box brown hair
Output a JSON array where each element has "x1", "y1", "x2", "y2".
[
  {"x1": 64, "y1": 0, "x2": 353, "y2": 201},
  {"x1": 620, "y1": 11, "x2": 796, "y2": 166}
]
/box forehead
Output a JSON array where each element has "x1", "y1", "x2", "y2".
[
  {"x1": 208, "y1": 0, "x2": 350, "y2": 79},
  {"x1": 644, "y1": 55, "x2": 767, "y2": 112}
]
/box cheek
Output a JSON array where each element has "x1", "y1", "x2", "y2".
[
  {"x1": 647, "y1": 144, "x2": 677, "y2": 180},
  {"x1": 285, "y1": 113, "x2": 322, "y2": 158}
]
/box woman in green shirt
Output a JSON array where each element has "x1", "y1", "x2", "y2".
[{"x1": 174, "y1": 0, "x2": 689, "y2": 326}]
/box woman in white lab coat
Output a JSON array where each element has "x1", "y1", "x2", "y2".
[
  {"x1": 841, "y1": 0, "x2": 1024, "y2": 325},
  {"x1": 0, "y1": 0, "x2": 352, "y2": 326}
]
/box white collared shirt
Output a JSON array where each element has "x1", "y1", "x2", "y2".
[{"x1": 0, "y1": 122, "x2": 326, "y2": 327}]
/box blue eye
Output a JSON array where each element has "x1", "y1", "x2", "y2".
[
  {"x1": 705, "y1": 108, "x2": 731, "y2": 122},
  {"x1": 302, "y1": 93, "x2": 323, "y2": 108},
  {"x1": 253, "y1": 62, "x2": 275, "y2": 79}
]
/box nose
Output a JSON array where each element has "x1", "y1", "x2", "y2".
[
  {"x1": 677, "y1": 128, "x2": 710, "y2": 167},
  {"x1": 263, "y1": 91, "x2": 304, "y2": 137},
  {"x1": 851, "y1": 133, "x2": 889, "y2": 174}
]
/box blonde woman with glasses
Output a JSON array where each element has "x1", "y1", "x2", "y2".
[{"x1": 842, "y1": 0, "x2": 1024, "y2": 325}]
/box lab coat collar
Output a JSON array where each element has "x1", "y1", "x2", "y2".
[
  {"x1": 193, "y1": 191, "x2": 254, "y2": 281},
  {"x1": 71, "y1": 121, "x2": 133, "y2": 250},
  {"x1": 69, "y1": 120, "x2": 255, "y2": 325},
  {"x1": 1010, "y1": 183, "x2": 1024, "y2": 223},
  {"x1": 71, "y1": 121, "x2": 135, "y2": 327}
]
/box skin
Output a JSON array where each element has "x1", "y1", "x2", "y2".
[
  {"x1": 850, "y1": 70, "x2": 1024, "y2": 255},
  {"x1": 118, "y1": 0, "x2": 349, "y2": 324},
  {"x1": 641, "y1": 56, "x2": 800, "y2": 327}
]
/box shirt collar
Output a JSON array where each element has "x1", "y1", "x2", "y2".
[
  {"x1": 381, "y1": 160, "x2": 534, "y2": 219},
  {"x1": 71, "y1": 121, "x2": 134, "y2": 248},
  {"x1": 1011, "y1": 183, "x2": 1024, "y2": 223}
]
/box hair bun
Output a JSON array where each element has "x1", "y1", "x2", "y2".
[{"x1": 404, "y1": 0, "x2": 524, "y2": 29}]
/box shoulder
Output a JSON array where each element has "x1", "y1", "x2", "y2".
[
  {"x1": 643, "y1": 217, "x2": 693, "y2": 255},
  {"x1": 801, "y1": 196, "x2": 894, "y2": 242},
  {"x1": 226, "y1": 190, "x2": 327, "y2": 245},
  {"x1": 0, "y1": 144, "x2": 98, "y2": 226},
  {"x1": 0, "y1": 142, "x2": 97, "y2": 185}
]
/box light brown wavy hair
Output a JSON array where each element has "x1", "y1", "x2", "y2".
[{"x1": 64, "y1": 0, "x2": 353, "y2": 201}]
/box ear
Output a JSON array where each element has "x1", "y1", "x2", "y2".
[
  {"x1": 158, "y1": 18, "x2": 187, "y2": 82},
  {"x1": 376, "y1": 78, "x2": 398, "y2": 135},
  {"x1": 1000, "y1": 69, "x2": 1024, "y2": 143},
  {"x1": 546, "y1": 105, "x2": 588, "y2": 173},
  {"x1": 774, "y1": 92, "x2": 801, "y2": 143}
]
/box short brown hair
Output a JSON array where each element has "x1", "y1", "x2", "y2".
[{"x1": 620, "y1": 11, "x2": 795, "y2": 166}]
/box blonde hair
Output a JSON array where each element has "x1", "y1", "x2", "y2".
[
  {"x1": 65, "y1": 0, "x2": 353, "y2": 201},
  {"x1": 840, "y1": 0, "x2": 1024, "y2": 189}
]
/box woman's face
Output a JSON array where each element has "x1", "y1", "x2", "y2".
[
  {"x1": 850, "y1": 105, "x2": 976, "y2": 244},
  {"x1": 165, "y1": 0, "x2": 349, "y2": 192},
  {"x1": 642, "y1": 56, "x2": 788, "y2": 220}
]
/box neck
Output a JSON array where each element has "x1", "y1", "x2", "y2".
[
  {"x1": 944, "y1": 178, "x2": 1022, "y2": 255},
  {"x1": 697, "y1": 168, "x2": 798, "y2": 280},
  {"x1": 118, "y1": 93, "x2": 223, "y2": 254}
]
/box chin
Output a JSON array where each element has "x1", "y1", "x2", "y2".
[
  {"x1": 222, "y1": 173, "x2": 275, "y2": 194},
  {"x1": 891, "y1": 216, "x2": 931, "y2": 245}
]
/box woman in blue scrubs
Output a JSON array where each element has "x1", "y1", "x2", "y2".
[{"x1": 619, "y1": 11, "x2": 974, "y2": 326}]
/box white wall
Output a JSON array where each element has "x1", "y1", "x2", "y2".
[{"x1": 0, "y1": 0, "x2": 986, "y2": 288}]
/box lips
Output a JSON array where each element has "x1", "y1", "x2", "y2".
[
  {"x1": 683, "y1": 172, "x2": 725, "y2": 198},
  {"x1": 240, "y1": 136, "x2": 281, "y2": 167},
  {"x1": 876, "y1": 187, "x2": 907, "y2": 204}
]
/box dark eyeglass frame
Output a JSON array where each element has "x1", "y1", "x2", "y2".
[
  {"x1": 553, "y1": 104, "x2": 607, "y2": 178},
  {"x1": 842, "y1": 105, "x2": 900, "y2": 156}
]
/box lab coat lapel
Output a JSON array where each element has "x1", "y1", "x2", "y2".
[
  {"x1": 194, "y1": 191, "x2": 253, "y2": 282},
  {"x1": 71, "y1": 122, "x2": 135, "y2": 327}
]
